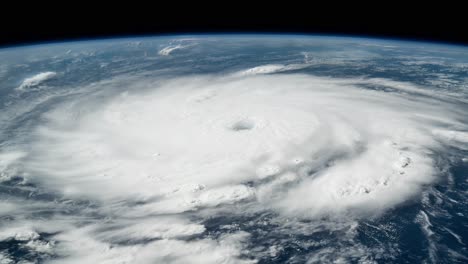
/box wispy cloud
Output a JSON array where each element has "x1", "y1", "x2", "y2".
[
  {"x1": 158, "y1": 44, "x2": 185, "y2": 56},
  {"x1": 17, "y1": 72, "x2": 57, "y2": 90},
  {"x1": 236, "y1": 64, "x2": 308, "y2": 76}
]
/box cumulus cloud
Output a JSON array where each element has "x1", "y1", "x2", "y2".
[
  {"x1": 2, "y1": 72, "x2": 467, "y2": 262},
  {"x1": 17, "y1": 72, "x2": 57, "y2": 90}
]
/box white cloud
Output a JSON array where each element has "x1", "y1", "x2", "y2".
[
  {"x1": 50, "y1": 227, "x2": 253, "y2": 264},
  {"x1": 237, "y1": 64, "x2": 307, "y2": 75},
  {"x1": 0, "y1": 151, "x2": 26, "y2": 182},
  {"x1": 2, "y1": 72, "x2": 467, "y2": 262},
  {"x1": 0, "y1": 253, "x2": 14, "y2": 264},
  {"x1": 198, "y1": 185, "x2": 255, "y2": 207},
  {"x1": 94, "y1": 217, "x2": 206, "y2": 243},
  {"x1": 17, "y1": 72, "x2": 57, "y2": 90},
  {"x1": 432, "y1": 129, "x2": 468, "y2": 149},
  {"x1": 158, "y1": 45, "x2": 185, "y2": 56},
  {"x1": 20, "y1": 74, "x2": 462, "y2": 218},
  {"x1": 158, "y1": 39, "x2": 198, "y2": 56}
]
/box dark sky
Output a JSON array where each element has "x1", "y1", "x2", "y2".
[{"x1": 1, "y1": 4, "x2": 466, "y2": 47}]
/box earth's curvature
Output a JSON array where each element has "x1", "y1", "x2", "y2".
[{"x1": 0, "y1": 35, "x2": 467, "y2": 263}]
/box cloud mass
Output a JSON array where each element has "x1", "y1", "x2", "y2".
[
  {"x1": 17, "y1": 72, "x2": 57, "y2": 90},
  {"x1": 1, "y1": 37, "x2": 467, "y2": 263}
]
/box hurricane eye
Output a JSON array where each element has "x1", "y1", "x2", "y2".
[{"x1": 230, "y1": 119, "x2": 255, "y2": 131}]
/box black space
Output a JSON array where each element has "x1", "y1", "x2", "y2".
[{"x1": 0, "y1": 4, "x2": 466, "y2": 47}]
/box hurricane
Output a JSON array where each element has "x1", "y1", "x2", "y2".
[{"x1": 0, "y1": 35, "x2": 467, "y2": 263}]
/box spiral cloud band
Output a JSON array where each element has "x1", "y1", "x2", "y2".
[{"x1": 1, "y1": 68, "x2": 468, "y2": 263}]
